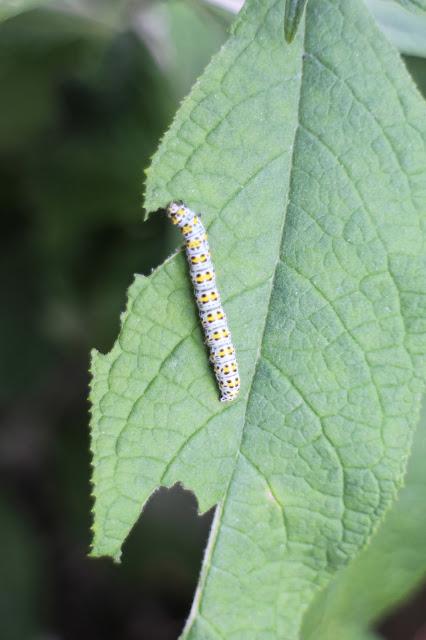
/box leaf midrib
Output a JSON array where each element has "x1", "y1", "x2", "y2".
[{"x1": 180, "y1": 20, "x2": 308, "y2": 639}]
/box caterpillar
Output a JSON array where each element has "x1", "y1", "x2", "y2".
[{"x1": 166, "y1": 202, "x2": 240, "y2": 402}]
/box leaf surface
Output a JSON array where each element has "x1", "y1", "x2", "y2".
[
  {"x1": 365, "y1": 0, "x2": 426, "y2": 57},
  {"x1": 302, "y1": 400, "x2": 426, "y2": 640},
  {"x1": 394, "y1": 0, "x2": 426, "y2": 12},
  {"x1": 90, "y1": 0, "x2": 426, "y2": 637}
]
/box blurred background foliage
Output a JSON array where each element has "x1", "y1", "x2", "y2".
[{"x1": 0, "y1": 2, "x2": 426, "y2": 639}]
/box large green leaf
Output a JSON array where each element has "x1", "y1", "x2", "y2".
[
  {"x1": 302, "y1": 400, "x2": 426, "y2": 640},
  {"x1": 90, "y1": 0, "x2": 426, "y2": 637},
  {"x1": 365, "y1": 0, "x2": 426, "y2": 57}
]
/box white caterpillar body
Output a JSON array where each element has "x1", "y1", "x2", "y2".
[{"x1": 166, "y1": 202, "x2": 240, "y2": 402}]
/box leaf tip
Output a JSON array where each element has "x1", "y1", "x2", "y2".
[
  {"x1": 284, "y1": 0, "x2": 308, "y2": 44},
  {"x1": 284, "y1": 22, "x2": 297, "y2": 44},
  {"x1": 89, "y1": 538, "x2": 123, "y2": 564}
]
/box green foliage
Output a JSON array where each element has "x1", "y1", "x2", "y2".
[
  {"x1": 0, "y1": 3, "x2": 229, "y2": 637},
  {"x1": 405, "y1": 55, "x2": 426, "y2": 95},
  {"x1": 395, "y1": 0, "x2": 426, "y2": 12},
  {"x1": 0, "y1": 497, "x2": 45, "y2": 640},
  {"x1": 302, "y1": 401, "x2": 426, "y2": 639},
  {"x1": 366, "y1": 0, "x2": 426, "y2": 57},
  {"x1": 0, "y1": 0, "x2": 226, "y2": 398},
  {"x1": 90, "y1": 0, "x2": 426, "y2": 636},
  {"x1": 284, "y1": 0, "x2": 309, "y2": 43},
  {"x1": 162, "y1": 0, "x2": 230, "y2": 98},
  {"x1": 0, "y1": 0, "x2": 52, "y2": 22},
  {"x1": 0, "y1": 7, "x2": 170, "y2": 397}
]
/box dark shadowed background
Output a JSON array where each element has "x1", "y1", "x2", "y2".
[{"x1": 1, "y1": 2, "x2": 426, "y2": 639}]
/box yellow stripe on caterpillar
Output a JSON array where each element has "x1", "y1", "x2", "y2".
[
  {"x1": 194, "y1": 271, "x2": 214, "y2": 284},
  {"x1": 207, "y1": 328, "x2": 230, "y2": 342},
  {"x1": 202, "y1": 310, "x2": 225, "y2": 324},
  {"x1": 190, "y1": 253, "x2": 209, "y2": 265},
  {"x1": 214, "y1": 361, "x2": 238, "y2": 376},
  {"x1": 197, "y1": 290, "x2": 219, "y2": 304}
]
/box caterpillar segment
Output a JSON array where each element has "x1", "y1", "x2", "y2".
[{"x1": 166, "y1": 201, "x2": 240, "y2": 402}]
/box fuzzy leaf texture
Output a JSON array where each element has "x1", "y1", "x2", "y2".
[
  {"x1": 302, "y1": 399, "x2": 426, "y2": 640},
  {"x1": 90, "y1": 0, "x2": 426, "y2": 638}
]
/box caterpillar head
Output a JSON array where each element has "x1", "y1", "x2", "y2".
[{"x1": 167, "y1": 202, "x2": 188, "y2": 227}]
